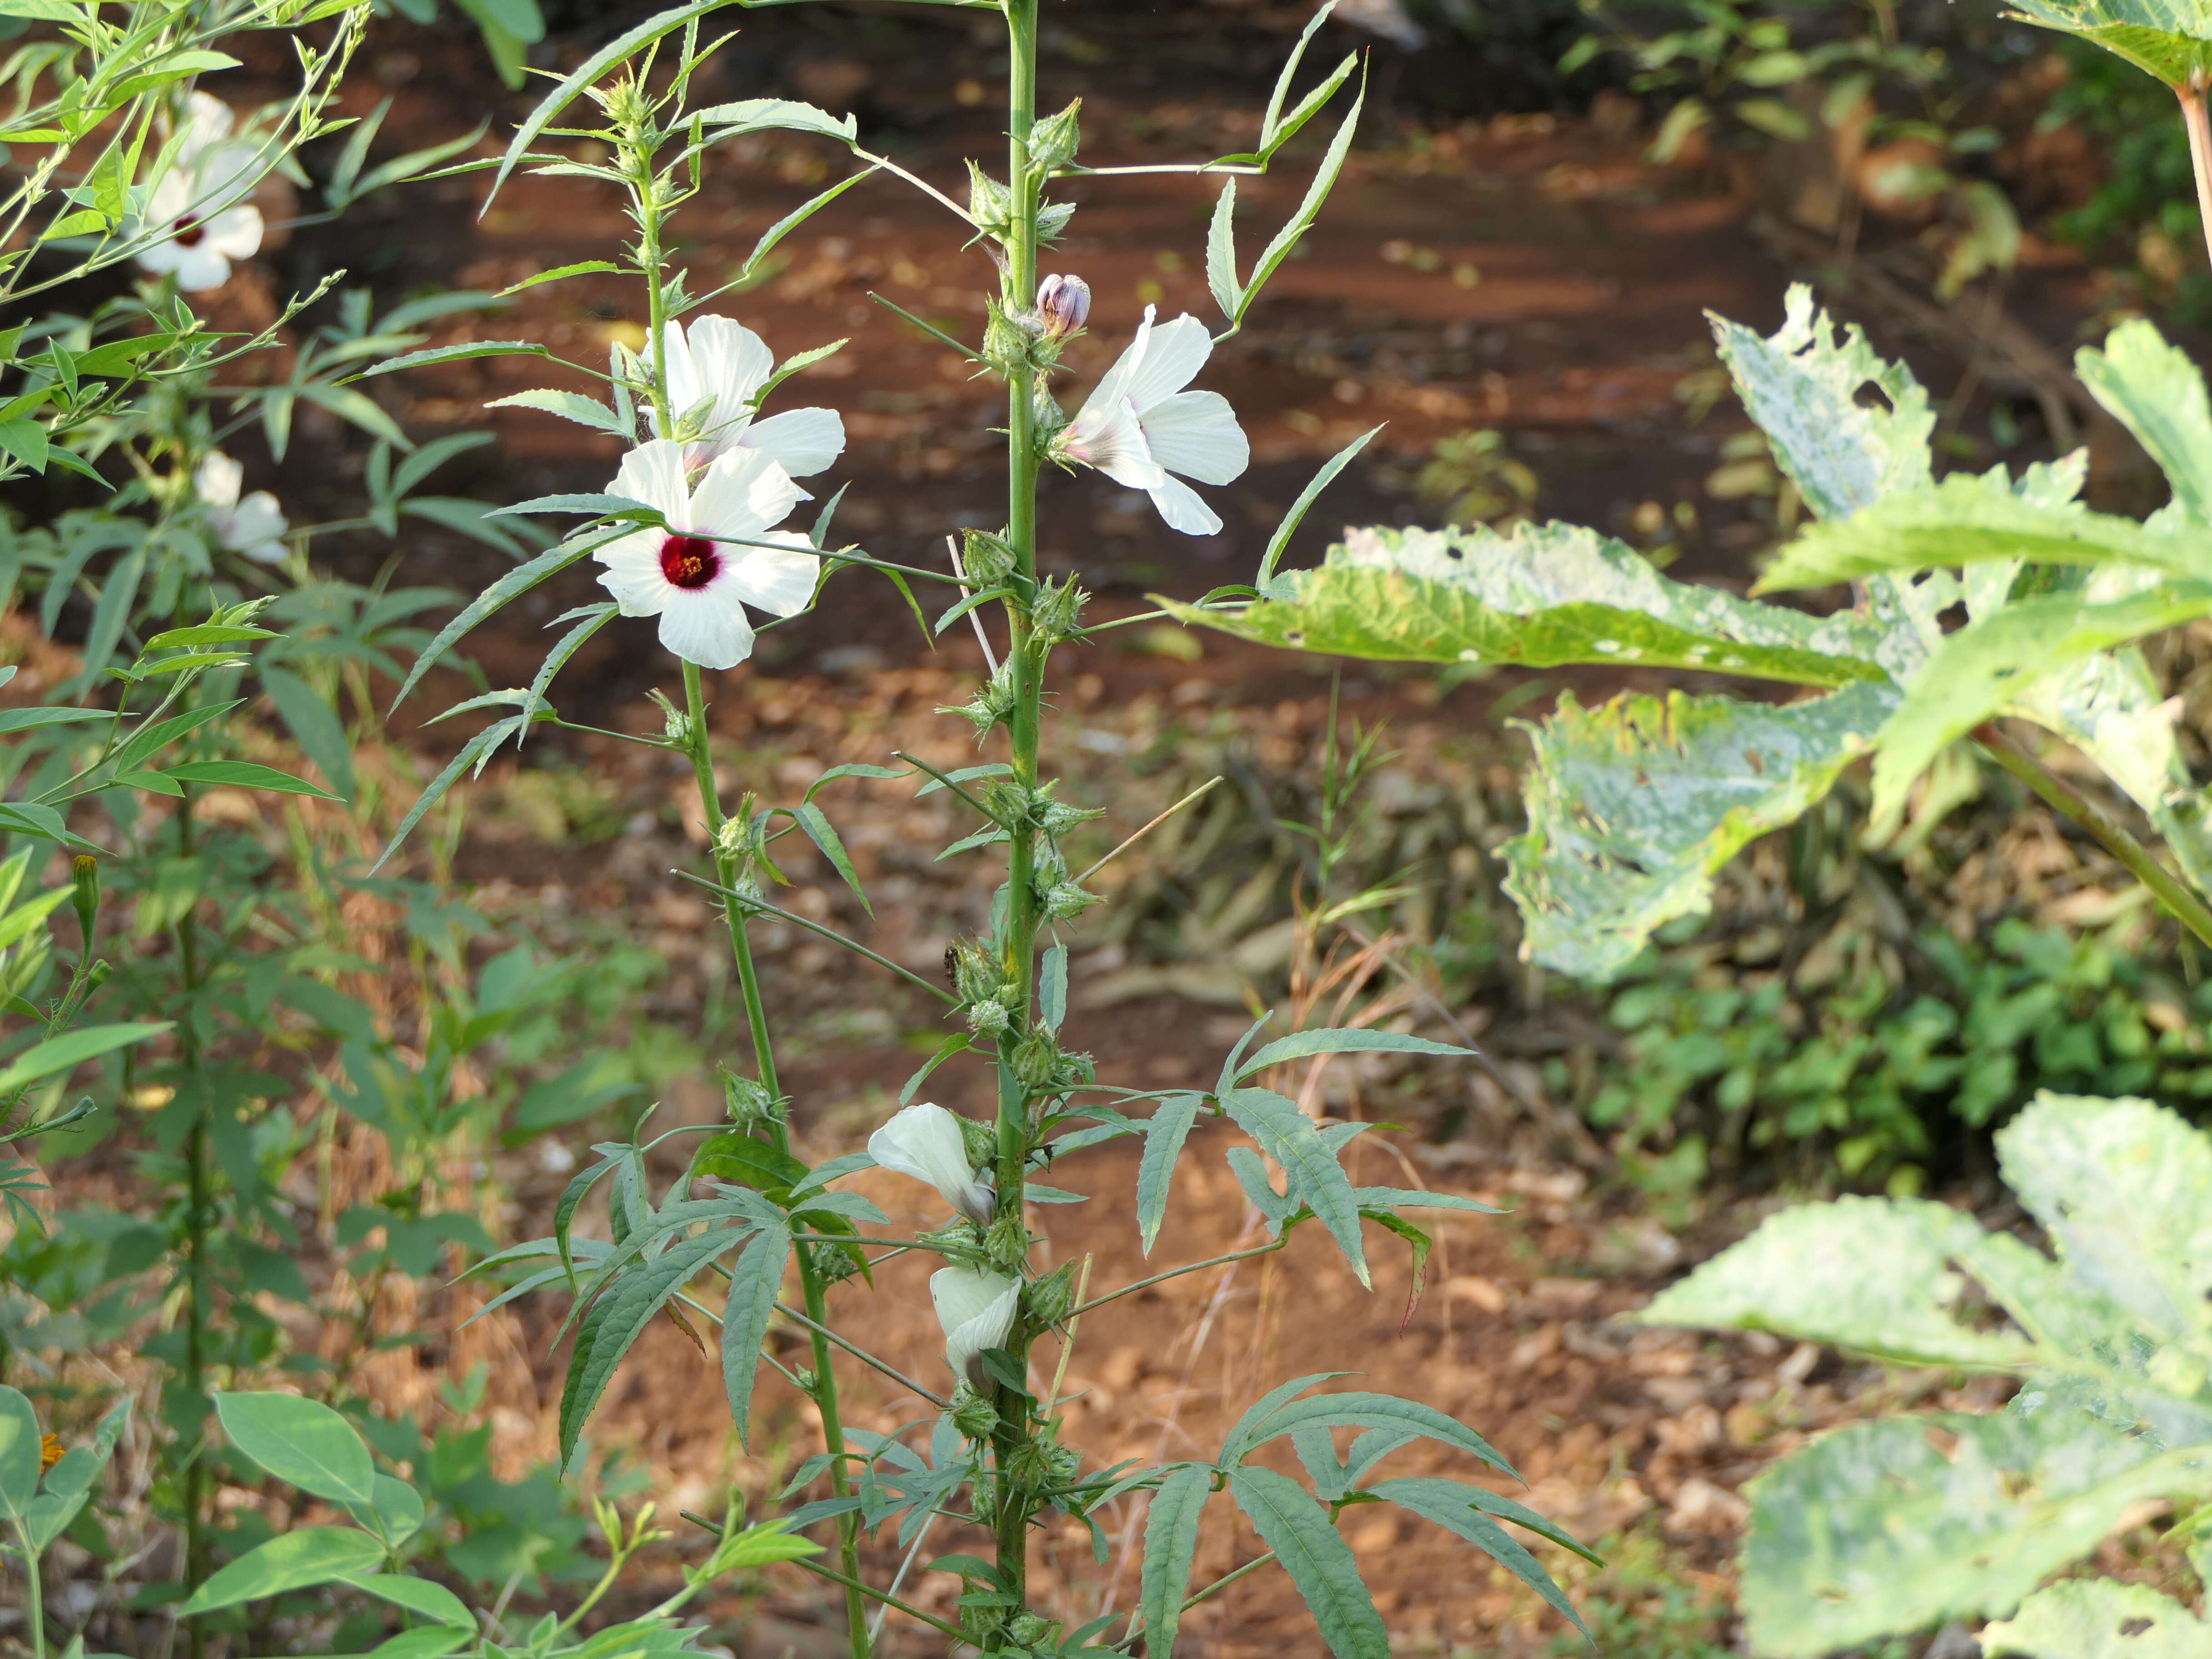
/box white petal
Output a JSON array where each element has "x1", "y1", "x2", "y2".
[
  {"x1": 662, "y1": 314, "x2": 773, "y2": 453},
  {"x1": 592, "y1": 531, "x2": 673, "y2": 616},
  {"x1": 868, "y1": 1102, "x2": 989, "y2": 1221},
  {"x1": 739, "y1": 407, "x2": 845, "y2": 478},
  {"x1": 1062, "y1": 398, "x2": 1166, "y2": 491},
  {"x1": 932, "y1": 1266, "x2": 1020, "y2": 1387},
  {"x1": 194, "y1": 452, "x2": 243, "y2": 510},
  {"x1": 181, "y1": 92, "x2": 235, "y2": 159},
  {"x1": 656, "y1": 586, "x2": 756, "y2": 670},
  {"x1": 171, "y1": 246, "x2": 232, "y2": 292},
  {"x1": 135, "y1": 239, "x2": 187, "y2": 278},
  {"x1": 1140, "y1": 391, "x2": 1249, "y2": 486},
  {"x1": 608, "y1": 439, "x2": 693, "y2": 523},
  {"x1": 691, "y1": 445, "x2": 807, "y2": 542},
  {"x1": 1117, "y1": 313, "x2": 1214, "y2": 413},
  {"x1": 200, "y1": 206, "x2": 262, "y2": 261},
  {"x1": 226, "y1": 491, "x2": 287, "y2": 551},
  {"x1": 146, "y1": 171, "x2": 195, "y2": 225},
  {"x1": 1073, "y1": 305, "x2": 1155, "y2": 429},
  {"x1": 723, "y1": 534, "x2": 821, "y2": 619},
  {"x1": 1148, "y1": 474, "x2": 1225, "y2": 537}
]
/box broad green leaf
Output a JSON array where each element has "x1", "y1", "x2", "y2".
[
  {"x1": 691, "y1": 97, "x2": 859, "y2": 143},
  {"x1": 1735, "y1": 1410, "x2": 2178, "y2": 1656},
  {"x1": 2004, "y1": 0, "x2": 2212, "y2": 86},
  {"x1": 0, "y1": 706, "x2": 105, "y2": 734},
  {"x1": 485, "y1": 387, "x2": 632, "y2": 437},
  {"x1": 1139, "y1": 1463, "x2": 1212, "y2": 1657},
  {"x1": 364, "y1": 1474, "x2": 424, "y2": 1546},
  {"x1": 0, "y1": 1385, "x2": 39, "y2": 1519},
  {"x1": 1996, "y1": 1093, "x2": 2212, "y2": 1347},
  {"x1": 1501, "y1": 681, "x2": 1895, "y2": 981},
  {"x1": 1169, "y1": 522, "x2": 1890, "y2": 688},
  {"x1": 483, "y1": 0, "x2": 725, "y2": 208},
  {"x1": 560, "y1": 1226, "x2": 741, "y2": 1468},
  {"x1": 1038, "y1": 943, "x2": 1067, "y2": 1032},
  {"x1": 260, "y1": 666, "x2": 356, "y2": 802},
  {"x1": 1232, "y1": 1390, "x2": 1514, "y2": 1478},
  {"x1": 1226, "y1": 1467, "x2": 1388, "y2": 1659},
  {"x1": 342, "y1": 1573, "x2": 470, "y2": 1627},
  {"x1": 1137, "y1": 1093, "x2": 1204, "y2": 1255},
  {"x1": 1639, "y1": 1197, "x2": 2036, "y2": 1368},
  {"x1": 1236, "y1": 1028, "x2": 1467, "y2": 1081},
  {"x1": 1867, "y1": 580, "x2": 2212, "y2": 820},
  {"x1": 23, "y1": 1398, "x2": 130, "y2": 1550},
  {"x1": 1206, "y1": 179, "x2": 1242, "y2": 320},
  {"x1": 0, "y1": 1023, "x2": 169, "y2": 1096},
  {"x1": 1371, "y1": 1477, "x2": 1589, "y2": 1637},
  {"x1": 1712, "y1": 283, "x2": 1933, "y2": 523},
  {"x1": 721, "y1": 1221, "x2": 789, "y2": 1446},
  {"x1": 336, "y1": 1629, "x2": 473, "y2": 1659},
  {"x1": 1219, "y1": 1087, "x2": 1368, "y2": 1286},
  {"x1": 1755, "y1": 473, "x2": 2212, "y2": 592},
  {"x1": 215, "y1": 1393, "x2": 377, "y2": 1506},
  {"x1": 1981, "y1": 1579, "x2": 2212, "y2": 1658},
  {"x1": 178, "y1": 1528, "x2": 387, "y2": 1614}
]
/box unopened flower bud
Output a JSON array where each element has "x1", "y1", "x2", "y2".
[
  {"x1": 1026, "y1": 1262, "x2": 1076, "y2": 1327},
  {"x1": 950, "y1": 1382, "x2": 999, "y2": 1441},
  {"x1": 1035, "y1": 274, "x2": 1091, "y2": 340},
  {"x1": 70, "y1": 855, "x2": 98, "y2": 941}
]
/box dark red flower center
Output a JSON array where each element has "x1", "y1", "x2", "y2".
[
  {"x1": 659, "y1": 533, "x2": 719, "y2": 590},
  {"x1": 171, "y1": 215, "x2": 206, "y2": 247}
]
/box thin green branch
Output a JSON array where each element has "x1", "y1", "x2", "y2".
[
  {"x1": 775, "y1": 1299, "x2": 950, "y2": 1407},
  {"x1": 1069, "y1": 1240, "x2": 1286, "y2": 1320},
  {"x1": 672, "y1": 868, "x2": 956, "y2": 1003}
]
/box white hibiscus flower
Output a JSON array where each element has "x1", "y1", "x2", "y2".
[
  {"x1": 195, "y1": 451, "x2": 288, "y2": 564},
  {"x1": 592, "y1": 439, "x2": 818, "y2": 671},
  {"x1": 135, "y1": 93, "x2": 266, "y2": 292},
  {"x1": 1056, "y1": 305, "x2": 1250, "y2": 536},
  {"x1": 868, "y1": 1101, "x2": 995, "y2": 1227},
  {"x1": 654, "y1": 314, "x2": 847, "y2": 476},
  {"x1": 931, "y1": 1266, "x2": 1021, "y2": 1392}
]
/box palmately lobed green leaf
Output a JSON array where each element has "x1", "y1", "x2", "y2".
[
  {"x1": 1501, "y1": 680, "x2": 1896, "y2": 980},
  {"x1": 1640, "y1": 1196, "x2": 2036, "y2": 1367},
  {"x1": 1735, "y1": 1409, "x2": 2182, "y2": 1656},
  {"x1": 1981, "y1": 1578, "x2": 2212, "y2": 1658},
  {"x1": 1168, "y1": 520, "x2": 1890, "y2": 687},
  {"x1": 2077, "y1": 318, "x2": 2212, "y2": 519}
]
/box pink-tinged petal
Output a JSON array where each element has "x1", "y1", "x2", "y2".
[
  {"x1": 1139, "y1": 390, "x2": 1248, "y2": 485},
  {"x1": 1063, "y1": 397, "x2": 1165, "y2": 490},
  {"x1": 1116, "y1": 313, "x2": 1212, "y2": 412},
  {"x1": 608, "y1": 440, "x2": 693, "y2": 524},
  {"x1": 1148, "y1": 473, "x2": 1224, "y2": 537},
  {"x1": 691, "y1": 445, "x2": 807, "y2": 542},
  {"x1": 593, "y1": 531, "x2": 673, "y2": 616},
  {"x1": 740, "y1": 407, "x2": 845, "y2": 478},
  {"x1": 657, "y1": 586, "x2": 755, "y2": 669},
  {"x1": 723, "y1": 532, "x2": 820, "y2": 618},
  {"x1": 201, "y1": 206, "x2": 261, "y2": 261}
]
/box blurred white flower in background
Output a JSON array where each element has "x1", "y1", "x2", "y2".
[
  {"x1": 592, "y1": 438, "x2": 817, "y2": 670},
  {"x1": 136, "y1": 92, "x2": 266, "y2": 292},
  {"x1": 1056, "y1": 306, "x2": 1249, "y2": 536},
  {"x1": 868, "y1": 1101, "x2": 995, "y2": 1227},
  {"x1": 931, "y1": 1266, "x2": 1020, "y2": 1391},
  {"x1": 195, "y1": 452, "x2": 288, "y2": 563},
  {"x1": 654, "y1": 314, "x2": 847, "y2": 476}
]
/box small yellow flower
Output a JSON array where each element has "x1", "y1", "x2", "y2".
[{"x1": 40, "y1": 1433, "x2": 63, "y2": 1473}]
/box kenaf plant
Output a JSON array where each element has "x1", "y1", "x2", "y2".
[{"x1": 375, "y1": 1, "x2": 1592, "y2": 1654}]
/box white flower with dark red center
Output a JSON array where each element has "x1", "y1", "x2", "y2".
[
  {"x1": 135, "y1": 93, "x2": 265, "y2": 292},
  {"x1": 194, "y1": 451, "x2": 288, "y2": 564},
  {"x1": 1055, "y1": 305, "x2": 1249, "y2": 536},
  {"x1": 654, "y1": 314, "x2": 846, "y2": 476},
  {"x1": 591, "y1": 439, "x2": 817, "y2": 670},
  {"x1": 931, "y1": 1266, "x2": 1021, "y2": 1392},
  {"x1": 868, "y1": 1101, "x2": 994, "y2": 1227}
]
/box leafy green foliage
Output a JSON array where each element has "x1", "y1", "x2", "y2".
[{"x1": 1644, "y1": 1092, "x2": 2212, "y2": 1654}]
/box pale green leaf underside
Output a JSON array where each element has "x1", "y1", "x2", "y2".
[
  {"x1": 1737, "y1": 1409, "x2": 2187, "y2": 1657},
  {"x1": 2076, "y1": 318, "x2": 2212, "y2": 520},
  {"x1": 1166, "y1": 521, "x2": 1890, "y2": 689},
  {"x1": 1501, "y1": 680, "x2": 1896, "y2": 980},
  {"x1": 1982, "y1": 1579, "x2": 2212, "y2": 1659},
  {"x1": 2005, "y1": 0, "x2": 2212, "y2": 85}
]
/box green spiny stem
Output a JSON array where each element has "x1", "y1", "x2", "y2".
[
  {"x1": 176, "y1": 790, "x2": 210, "y2": 1659},
  {"x1": 679, "y1": 663, "x2": 868, "y2": 1659},
  {"x1": 990, "y1": 1, "x2": 1044, "y2": 1645}
]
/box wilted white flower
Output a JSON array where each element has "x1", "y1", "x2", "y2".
[
  {"x1": 1056, "y1": 306, "x2": 1249, "y2": 536},
  {"x1": 654, "y1": 314, "x2": 846, "y2": 476},
  {"x1": 867, "y1": 1101, "x2": 994, "y2": 1227},
  {"x1": 931, "y1": 1265, "x2": 1020, "y2": 1391},
  {"x1": 136, "y1": 93, "x2": 265, "y2": 292},
  {"x1": 1035, "y1": 273, "x2": 1091, "y2": 339},
  {"x1": 592, "y1": 439, "x2": 817, "y2": 670},
  {"x1": 195, "y1": 451, "x2": 287, "y2": 564}
]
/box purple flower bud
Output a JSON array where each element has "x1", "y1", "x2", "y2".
[{"x1": 1035, "y1": 273, "x2": 1091, "y2": 339}]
